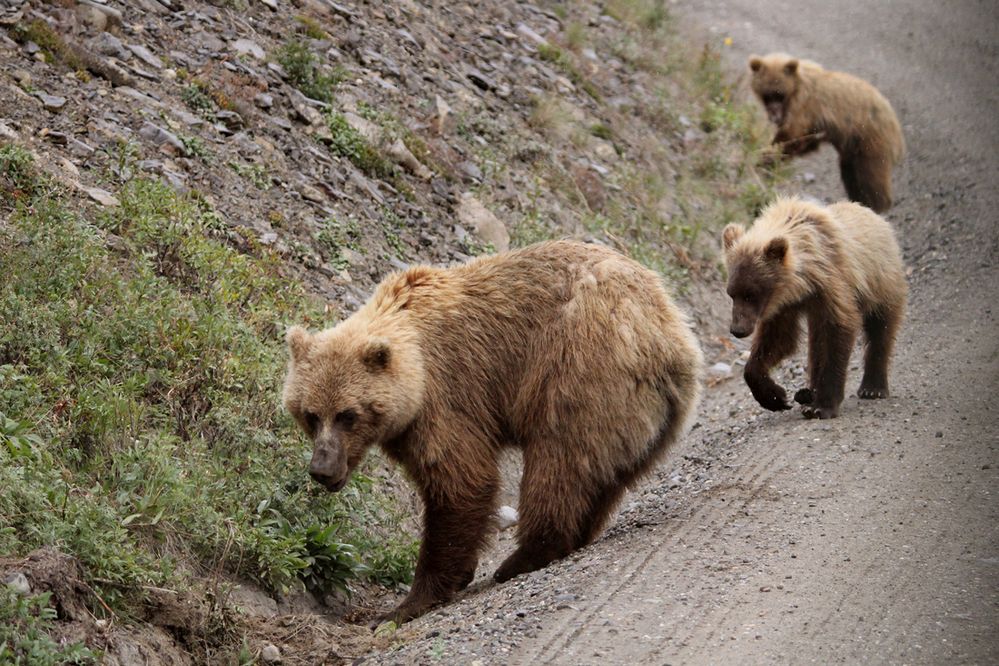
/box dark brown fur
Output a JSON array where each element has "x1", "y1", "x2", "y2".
[
  {"x1": 722, "y1": 198, "x2": 907, "y2": 419},
  {"x1": 749, "y1": 53, "x2": 905, "y2": 212},
  {"x1": 283, "y1": 241, "x2": 703, "y2": 622}
]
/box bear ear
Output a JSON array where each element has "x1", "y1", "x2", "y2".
[
  {"x1": 765, "y1": 236, "x2": 789, "y2": 263},
  {"x1": 783, "y1": 59, "x2": 799, "y2": 76},
  {"x1": 287, "y1": 326, "x2": 312, "y2": 363},
  {"x1": 749, "y1": 56, "x2": 762, "y2": 72},
  {"x1": 362, "y1": 339, "x2": 391, "y2": 372},
  {"x1": 722, "y1": 224, "x2": 745, "y2": 251}
]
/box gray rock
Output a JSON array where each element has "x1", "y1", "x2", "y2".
[
  {"x1": 77, "y1": 0, "x2": 122, "y2": 28},
  {"x1": 708, "y1": 362, "x2": 733, "y2": 378},
  {"x1": 456, "y1": 193, "x2": 509, "y2": 252},
  {"x1": 215, "y1": 110, "x2": 244, "y2": 131},
  {"x1": 128, "y1": 44, "x2": 162, "y2": 69},
  {"x1": 497, "y1": 505, "x2": 518, "y2": 530},
  {"x1": 90, "y1": 33, "x2": 130, "y2": 60},
  {"x1": 75, "y1": 4, "x2": 107, "y2": 32},
  {"x1": 232, "y1": 38, "x2": 265, "y2": 60},
  {"x1": 457, "y1": 161, "x2": 483, "y2": 183},
  {"x1": 81, "y1": 185, "x2": 119, "y2": 207},
  {"x1": 68, "y1": 138, "x2": 95, "y2": 157},
  {"x1": 3, "y1": 572, "x2": 30, "y2": 596},
  {"x1": 298, "y1": 183, "x2": 325, "y2": 203},
  {"x1": 261, "y1": 644, "x2": 281, "y2": 663},
  {"x1": 11, "y1": 69, "x2": 30, "y2": 86},
  {"x1": 466, "y1": 67, "x2": 496, "y2": 91},
  {"x1": 516, "y1": 22, "x2": 549, "y2": 47},
  {"x1": 138, "y1": 121, "x2": 185, "y2": 155},
  {"x1": 36, "y1": 93, "x2": 67, "y2": 112},
  {"x1": 254, "y1": 92, "x2": 274, "y2": 109}
]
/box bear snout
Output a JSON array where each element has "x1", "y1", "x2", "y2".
[
  {"x1": 309, "y1": 447, "x2": 348, "y2": 492},
  {"x1": 730, "y1": 325, "x2": 751, "y2": 339}
]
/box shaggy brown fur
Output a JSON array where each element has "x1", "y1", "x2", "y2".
[
  {"x1": 283, "y1": 241, "x2": 703, "y2": 623},
  {"x1": 721, "y1": 197, "x2": 907, "y2": 419},
  {"x1": 749, "y1": 53, "x2": 905, "y2": 212}
]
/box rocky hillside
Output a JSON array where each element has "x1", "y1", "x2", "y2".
[{"x1": 0, "y1": 0, "x2": 780, "y2": 663}]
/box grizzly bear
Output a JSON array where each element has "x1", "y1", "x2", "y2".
[
  {"x1": 282, "y1": 240, "x2": 703, "y2": 623},
  {"x1": 749, "y1": 53, "x2": 905, "y2": 212},
  {"x1": 721, "y1": 197, "x2": 906, "y2": 419}
]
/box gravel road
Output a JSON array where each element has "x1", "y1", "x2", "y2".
[{"x1": 366, "y1": 1, "x2": 999, "y2": 663}]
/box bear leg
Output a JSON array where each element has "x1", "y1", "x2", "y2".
[
  {"x1": 804, "y1": 311, "x2": 858, "y2": 419},
  {"x1": 493, "y1": 447, "x2": 592, "y2": 583},
  {"x1": 858, "y1": 307, "x2": 902, "y2": 399},
  {"x1": 745, "y1": 309, "x2": 801, "y2": 411},
  {"x1": 384, "y1": 471, "x2": 498, "y2": 624},
  {"x1": 840, "y1": 154, "x2": 893, "y2": 213}
]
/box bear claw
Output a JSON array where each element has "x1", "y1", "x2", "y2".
[
  {"x1": 858, "y1": 387, "x2": 889, "y2": 399},
  {"x1": 801, "y1": 405, "x2": 839, "y2": 420}
]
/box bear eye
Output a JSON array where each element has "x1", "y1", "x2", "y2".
[
  {"x1": 303, "y1": 411, "x2": 320, "y2": 434},
  {"x1": 335, "y1": 409, "x2": 358, "y2": 430}
]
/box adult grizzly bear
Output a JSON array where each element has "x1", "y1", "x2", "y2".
[
  {"x1": 749, "y1": 53, "x2": 905, "y2": 212},
  {"x1": 283, "y1": 241, "x2": 703, "y2": 623},
  {"x1": 721, "y1": 197, "x2": 906, "y2": 419}
]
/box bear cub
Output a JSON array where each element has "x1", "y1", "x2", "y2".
[
  {"x1": 749, "y1": 53, "x2": 905, "y2": 212},
  {"x1": 722, "y1": 197, "x2": 906, "y2": 419},
  {"x1": 283, "y1": 240, "x2": 703, "y2": 623}
]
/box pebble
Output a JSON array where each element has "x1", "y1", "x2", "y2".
[
  {"x1": 260, "y1": 644, "x2": 281, "y2": 663},
  {"x1": 708, "y1": 362, "x2": 733, "y2": 378},
  {"x1": 497, "y1": 505, "x2": 519, "y2": 530}
]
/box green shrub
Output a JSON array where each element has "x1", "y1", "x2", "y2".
[
  {"x1": 0, "y1": 589, "x2": 95, "y2": 665},
  {"x1": 275, "y1": 40, "x2": 345, "y2": 104},
  {"x1": 0, "y1": 154, "x2": 412, "y2": 623}
]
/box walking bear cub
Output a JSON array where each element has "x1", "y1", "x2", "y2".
[
  {"x1": 749, "y1": 53, "x2": 905, "y2": 212},
  {"x1": 721, "y1": 197, "x2": 906, "y2": 419},
  {"x1": 283, "y1": 240, "x2": 703, "y2": 623}
]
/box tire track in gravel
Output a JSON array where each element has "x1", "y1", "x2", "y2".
[{"x1": 525, "y1": 435, "x2": 794, "y2": 664}]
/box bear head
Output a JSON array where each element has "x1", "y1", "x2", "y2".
[
  {"x1": 721, "y1": 223, "x2": 790, "y2": 338},
  {"x1": 282, "y1": 324, "x2": 425, "y2": 492},
  {"x1": 748, "y1": 53, "x2": 801, "y2": 126}
]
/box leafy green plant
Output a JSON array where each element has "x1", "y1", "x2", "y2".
[
  {"x1": 0, "y1": 589, "x2": 95, "y2": 665},
  {"x1": 0, "y1": 143, "x2": 46, "y2": 207},
  {"x1": 324, "y1": 111, "x2": 396, "y2": 180},
  {"x1": 275, "y1": 40, "x2": 346, "y2": 104},
  {"x1": 229, "y1": 161, "x2": 271, "y2": 190},
  {"x1": 182, "y1": 81, "x2": 216, "y2": 117},
  {"x1": 295, "y1": 15, "x2": 328, "y2": 39}
]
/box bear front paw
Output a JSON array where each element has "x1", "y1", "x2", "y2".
[{"x1": 752, "y1": 385, "x2": 792, "y2": 411}]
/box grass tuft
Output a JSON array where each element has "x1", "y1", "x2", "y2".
[{"x1": 0, "y1": 152, "x2": 416, "y2": 632}]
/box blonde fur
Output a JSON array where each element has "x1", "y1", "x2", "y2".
[
  {"x1": 722, "y1": 197, "x2": 907, "y2": 418},
  {"x1": 284, "y1": 240, "x2": 703, "y2": 621},
  {"x1": 749, "y1": 53, "x2": 905, "y2": 211}
]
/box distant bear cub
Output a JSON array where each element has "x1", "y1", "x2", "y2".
[
  {"x1": 283, "y1": 241, "x2": 703, "y2": 623},
  {"x1": 749, "y1": 53, "x2": 905, "y2": 212},
  {"x1": 722, "y1": 198, "x2": 906, "y2": 419}
]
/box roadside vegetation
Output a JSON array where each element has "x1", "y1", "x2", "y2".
[{"x1": 0, "y1": 145, "x2": 416, "y2": 661}]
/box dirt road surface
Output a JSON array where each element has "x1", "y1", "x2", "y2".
[{"x1": 369, "y1": 2, "x2": 998, "y2": 663}]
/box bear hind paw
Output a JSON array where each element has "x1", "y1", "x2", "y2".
[{"x1": 858, "y1": 386, "x2": 889, "y2": 399}]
